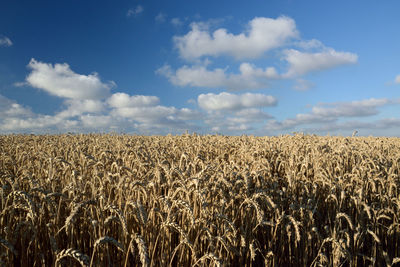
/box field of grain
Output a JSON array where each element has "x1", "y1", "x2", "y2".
[{"x1": 1, "y1": 134, "x2": 400, "y2": 266}]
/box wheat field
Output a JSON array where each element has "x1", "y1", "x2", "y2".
[{"x1": 1, "y1": 133, "x2": 400, "y2": 266}]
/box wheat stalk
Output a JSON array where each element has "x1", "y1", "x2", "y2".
[{"x1": 56, "y1": 248, "x2": 89, "y2": 267}]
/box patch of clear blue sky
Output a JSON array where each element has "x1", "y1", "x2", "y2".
[{"x1": 0, "y1": 0, "x2": 399, "y2": 121}]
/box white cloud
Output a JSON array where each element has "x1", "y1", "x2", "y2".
[
  {"x1": 174, "y1": 16, "x2": 298, "y2": 60},
  {"x1": 0, "y1": 95, "x2": 77, "y2": 132},
  {"x1": 127, "y1": 5, "x2": 143, "y2": 17},
  {"x1": 295, "y1": 39, "x2": 323, "y2": 50},
  {"x1": 294, "y1": 79, "x2": 314, "y2": 91},
  {"x1": 25, "y1": 59, "x2": 114, "y2": 100},
  {"x1": 3, "y1": 58, "x2": 204, "y2": 134},
  {"x1": 234, "y1": 108, "x2": 272, "y2": 119},
  {"x1": 13, "y1": 82, "x2": 28, "y2": 87},
  {"x1": 171, "y1": 18, "x2": 183, "y2": 27},
  {"x1": 80, "y1": 114, "x2": 115, "y2": 129},
  {"x1": 198, "y1": 92, "x2": 277, "y2": 111},
  {"x1": 0, "y1": 36, "x2": 12, "y2": 47},
  {"x1": 314, "y1": 120, "x2": 388, "y2": 132},
  {"x1": 176, "y1": 108, "x2": 202, "y2": 120},
  {"x1": 1, "y1": 116, "x2": 60, "y2": 132},
  {"x1": 111, "y1": 105, "x2": 175, "y2": 121},
  {"x1": 157, "y1": 63, "x2": 279, "y2": 90},
  {"x1": 2, "y1": 90, "x2": 400, "y2": 136},
  {"x1": 395, "y1": 75, "x2": 400, "y2": 84},
  {"x1": 239, "y1": 63, "x2": 279, "y2": 79},
  {"x1": 266, "y1": 98, "x2": 395, "y2": 131},
  {"x1": 161, "y1": 16, "x2": 358, "y2": 93},
  {"x1": 159, "y1": 44, "x2": 356, "y2": 89},
  {"x1": 0, "y1": 95, "x2": 33, "y2": 118},
  {"x1": 56, "y1": 99, "x2": 105, "y2": 118},
  {"x1": 283, "y1": 48, "x2": 358, "y2": 77},
  {"x1": 109, "y1": 104, "x2": 199, "y2": 124},
  {"x1": 107, "y1": 93, "x2": 159, "y2": 108},
  {"x1": 106, "y1": 93, "x2": 201, "y2": 131},
  {"x1": 299, "y1": 117, "x2": 400, "y2": 136},
  {"x1": 228, "y1": 108, "x2": 272, "y2": 123},
  {"x1": 311, "y1": 98, "x2": 389, "y2": 117},
  {"x1": 157, "y1": 64, "x2": 225, "y2": 87},
  {"x1": 0, "y1": 92, "x2": 200, "y2": 134},
  {"x1": 202, "y1": 106, "x2": 273, "y2": 134},
  {"x1": 155, "y1": 12, "x2": 167, "y2": 23}
]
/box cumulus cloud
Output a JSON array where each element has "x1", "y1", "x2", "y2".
[
  {"x1": 105, "y1": 92, "x2": 201, "y2": 132},
  {"x1": 0, "y1": 95, "x2": 33, "y2": 118},
  {"x1": 4, "y1": 57, "x2": 283, "y2": 134},
  {"x1": 283, "y1": 48, "x2": 358, "y2": 77},
  {"x1": 234, "y1": 108, "x2": 272, "y2": 119},
  {"x1": 0, "y1": 91, "x2": 201, "y2": 134},
  {"x1": 2, "y1": 88, "x2": 400, "y2": 136},
  {"x1": 0, "y1": 90, "x2": 273, "y2": 135},
  {"x1": 108, "y1": 95, "x2": 200, "y2": 125},
  {"x1": 1, "y1": 55, "x2": 203, "y2": 135},
  {"x1": 0, "y1": 36, "x2": 12, "y2": 47},
  {"x1": 111, "y1": 105, "x2": 174, "y2": 121},
  {"x1": 0, "y1": 94, "x2": 77, "y2": 132},
  {"x1": 395, "y1": 75, "x2": 400, "y2": 84},
  {"x1": 174, "y1": 16, "x2": 298, "y2": 60},
  {"x1": 56, "y1": 99, "x2": 105, "y2": 118},
  {"x1": 202, "y1": 106, "x2": 273, "y2": 134},
  {"x1": 107, "y1": 93, "x2": 159, "y2": 108},
  {"x1": 109, "y1": 105, "x2": 200, "y2": 134},
  {"x1": 311, "y1": 98, "x2": 389, "y2": 117},
  {"x1": 127, "y1": 5, "x2": 143, "y2": 17},
  {"x1": 228, "y1": 108, "x2": 272, "y2": 123},
  {"x1": 159, "y1": 45, "x2": 356, "y2": 89},
  {"x1": 266, "y1": 98, "x2": 395, "y2": 131},
  {"x1": 160, "y1": 16, "x2": 358, "y2": 92},
  {"x1": 25, "y1": 59, "x2": 114, "y2": 100},
  {"x1": 157, "y1": 63, "x2": 279, "y2": 90},
  {"x1": 0, "y1": 59, "x2": 207, "y2": 134},
  {"x1": 80, "y1": 114, "x2": 115, "y2": 129},
  {"x1": 198, "y1": 92, "x2": 277, "y2": 111},
  {"x1": 1, "y1": 117, "x2": 56, "y2": 132}
]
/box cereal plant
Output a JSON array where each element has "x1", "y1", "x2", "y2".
[{"x1": 1, "y1": 133, "x2": 400, "y2": 266}]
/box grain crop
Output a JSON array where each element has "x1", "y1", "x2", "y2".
[{"x1": 1, "y1": 133, "x2": 400, "y2": 266}]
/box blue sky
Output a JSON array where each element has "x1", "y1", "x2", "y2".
[{"x1": 1, "y1": 0, "x2": 400, "y2": 136}]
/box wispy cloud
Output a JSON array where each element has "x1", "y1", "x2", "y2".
[
  {"x1": 127, "y1": 5, "x2": 144, "y2": 17},
  {"x1": 155, "y1": 12, "x2": 167, "y2": 23},
  {"x1": 0, "y1": 36, "x2": 12, "y2": 47},
  {"x1": 395, "y1": 74, "x2": 400, "y2": 84},
  {"x1": 265, "y1": 98, "x2": 397, "y2": 131},
  {"x1": 309, "y1": 118, "x2": 400, "y2": 133},
  {"x1": 293, "y1": 79, "x2": 314, "y2": 91},
  {"x1": 171, "y1": 18, "x2": 183, "y2": 27}
]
